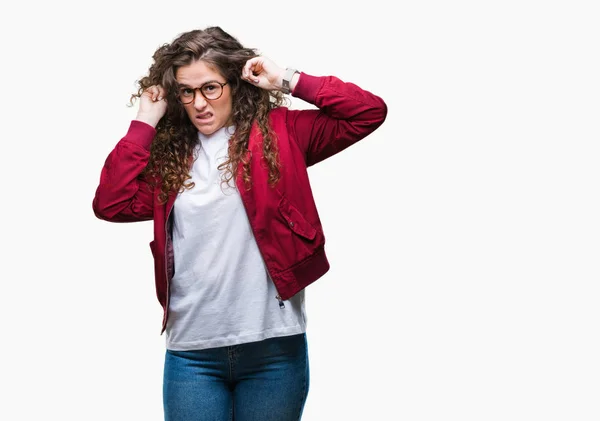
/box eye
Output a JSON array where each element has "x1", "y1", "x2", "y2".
[
  {"x1": 202, "y1": 83, "x2": 219, "y2": 93},
  {"x1": 180, "y1": 88, "x2": 194, "y2": 97}
]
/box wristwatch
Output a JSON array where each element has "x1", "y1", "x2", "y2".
[{"x1": 281, "y1": 68, "x2": 299, "y2": 94}]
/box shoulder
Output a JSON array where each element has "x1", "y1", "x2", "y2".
[
  {"x1": 267, "y1": 106, "x2": 292, "y2": 126},
  {"x1": 268, "y1": 106, "x2": 290, "y2": 117}
]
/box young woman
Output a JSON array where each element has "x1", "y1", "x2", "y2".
[{"x1": 93, "y1": 26, "x2": 387, "y2": 421}]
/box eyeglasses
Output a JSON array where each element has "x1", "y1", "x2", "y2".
[{"x1": 177, "y1": 81, "x2": 228, "y2": 104}]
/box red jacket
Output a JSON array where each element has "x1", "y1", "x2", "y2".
[{"x1": 93, "y1": 73, "x2": 387, "y2": 333}]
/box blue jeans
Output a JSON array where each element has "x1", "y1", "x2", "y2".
[{"x1": 163, "y1": 333, "x2": 310, "y2": 421}]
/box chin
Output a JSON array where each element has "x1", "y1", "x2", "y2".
[
  {"x1": 194, "y1": 119, "x2": 230, "y2": 137},
  {"x1": 196, "y1": 124, "x2": 218, "y2": 136}
]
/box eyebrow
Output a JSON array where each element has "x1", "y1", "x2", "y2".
[{"x1": 177, "y1": 80, "x2": 222, "y2": 88}]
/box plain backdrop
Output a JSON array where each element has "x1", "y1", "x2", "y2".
[{"x1": 1, "y1": 0, "x2": 599, "y2": 420}]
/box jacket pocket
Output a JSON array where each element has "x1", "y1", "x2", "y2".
[{"x1": 278, "y1": 196, "x2": 317, "y2": 240}]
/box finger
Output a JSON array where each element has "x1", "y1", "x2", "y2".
[
  {"x1": 152, "y1": 86, "x2": 160, "y2": 101},
  {"x1": 146, "y1": 85, "x2": 160, "y2": 102},
  {"x1": 243, "y1": 57, "x2": 259, "y2": 74},
  {"x1": 157, "y1": 86, "x2": 165, "y2": 101},
  {"x1": 249, "y1": 69, "x2": 261, "y2": 84},
  {"x1": 243, "y1": 64, "x2": 256, "y2": 81},
  {"x1": 145, "y1": 86, "x2": 155, "y2": 101},
  {"x1": 241, "y1": 61, "x2": 251, "y2": 79},
  {"x1": 243, "y1": 58, "x2": 262, "y2": 83}
]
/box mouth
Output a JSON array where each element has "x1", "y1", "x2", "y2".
[{"x1": 195, "y1": 112, "x2": 213, "y2": 122}]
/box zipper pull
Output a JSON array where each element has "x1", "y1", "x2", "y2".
[{"x1": 276, "y1": 295, "x2": 285, "y2": 309}]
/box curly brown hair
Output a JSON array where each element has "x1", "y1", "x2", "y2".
[{"x1": 130, "y1": 26, "x2": 286, "y2": 204}]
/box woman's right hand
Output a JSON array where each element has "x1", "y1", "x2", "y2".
[{"x1": 135, "y1": 85, "x2": 168, "y2": 128}]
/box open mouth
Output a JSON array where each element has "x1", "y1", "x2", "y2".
[{"x1": 196, "y1": 112, "x2": 212, "y2": 121}]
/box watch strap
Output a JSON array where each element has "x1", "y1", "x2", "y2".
[{"x1": 281, "y1": 68, "x2": 298, "y2": 94}]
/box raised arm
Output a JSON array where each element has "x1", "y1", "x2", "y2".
[
  {"x1": 92, "y1": 121, "x2": 156, "y2": 222},
  {"x1": 93, "y1": 85, "x2": 167, "y2": 222},
  {"x1": 287, "y1": 73, "x2": 387, "y2": 167}
]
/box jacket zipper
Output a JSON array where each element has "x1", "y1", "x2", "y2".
[{"x1": 235, "y1": 170, "x2": 286, "y2": 310}]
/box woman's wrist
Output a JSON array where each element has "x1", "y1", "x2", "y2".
[
  {"x1": 134, "y1": 113, "x2": 160, "y2": 128},
  {"x1": 288, "y1": 72, "x2": 300, "y2": 93},
  {"x1": 278, "y1": 68, "x2": 300, "y2": 94}
]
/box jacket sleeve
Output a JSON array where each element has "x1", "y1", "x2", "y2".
[
  {"x1": 92, "y1": 120, "x2": 156, "y2": 222},
  {"x1": 286, "y1": 73, "x2": 387, "y2": 167}
]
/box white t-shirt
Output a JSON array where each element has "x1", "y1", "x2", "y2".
[{"x1": 165, "y1": 126, "x2": 307, "y2": 351}]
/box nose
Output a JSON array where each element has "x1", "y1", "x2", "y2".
[{"x1": 193, "y1": 90, "x2": 208, "y2": 110}]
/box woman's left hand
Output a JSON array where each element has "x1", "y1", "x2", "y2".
[{"x1": 241, "y1": 56, "x2": 286, "y2": 91}]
